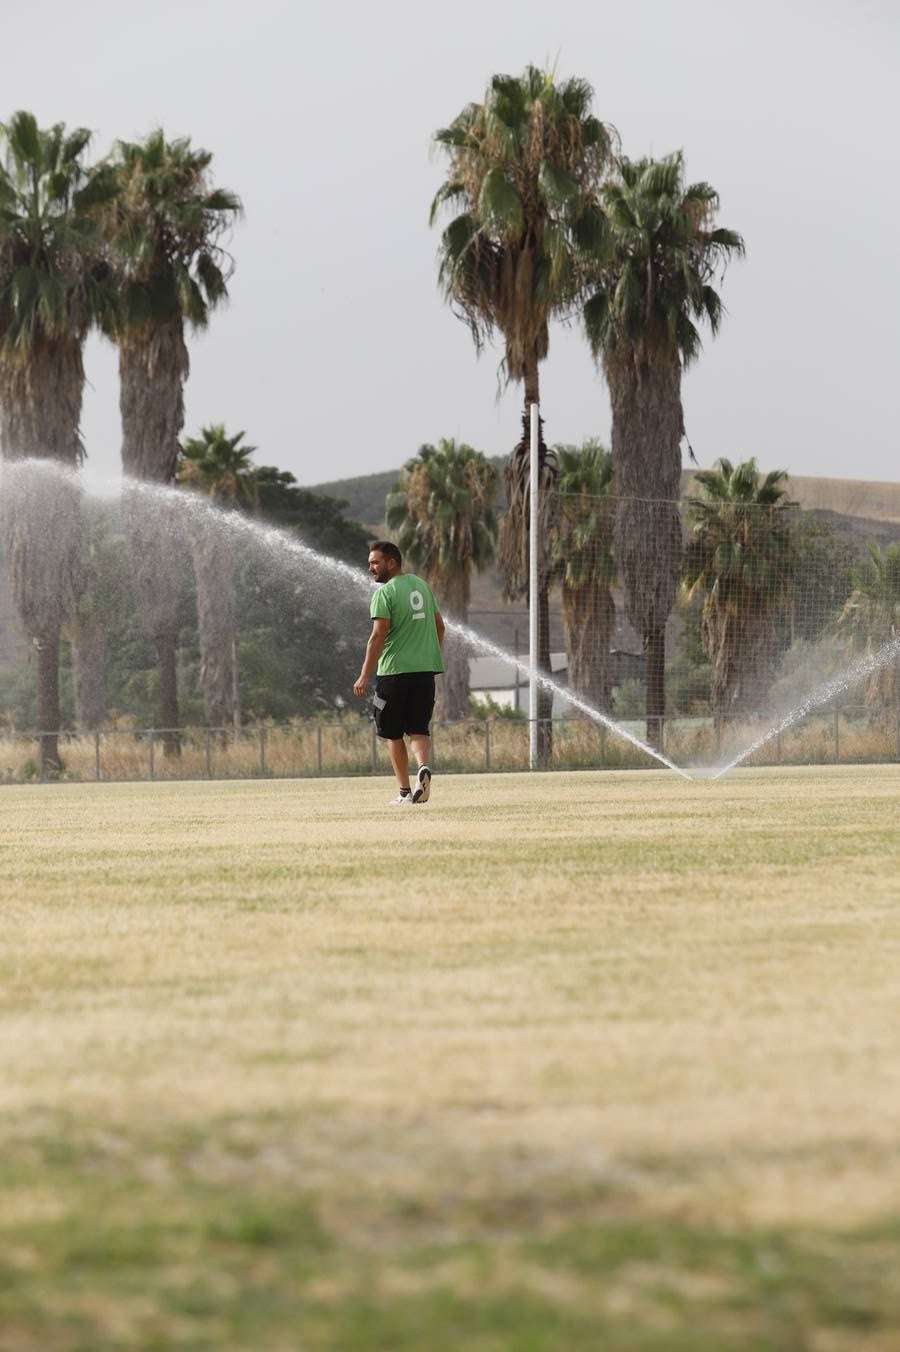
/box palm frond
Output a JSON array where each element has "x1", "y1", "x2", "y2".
[
  {"x1": 538, "y1": 160, "x2": 578, "y2": 205},
  {"x1": 431, "y1": 65, "x2": 613, "y2": 388},
  {"x1": 477, "y1": 167, "x2": 524, "y2": 234}
]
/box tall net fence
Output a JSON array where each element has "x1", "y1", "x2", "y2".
[
  {"x1": 1, "y1": 462, "x2": 899, "y2": 780},
  {"x1": 544, "y1": 484, "x2": 900, "y2": 767}
]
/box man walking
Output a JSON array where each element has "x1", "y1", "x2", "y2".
[{"x1": 353, "y1": 541, "x2": 445, "y2": 805}]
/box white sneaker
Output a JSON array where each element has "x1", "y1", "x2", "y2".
[
  {"x1": 412, "y1": 765, "x2": 432, "y2": 804},
  {"x1": 389, "y1": 791, "x2": 415, "y2": 806}
]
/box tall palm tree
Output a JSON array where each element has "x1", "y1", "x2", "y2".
[
  {"x1": 683, "y1": 458, "x2": 794, "y2": 719},
  {"x1": 386, "y1": 438, "x2": 498, "y2": 720},
  {"x1": 0, "y1": 111, "x2": 116, "y2": 774},
  {"x1": 431, "y1": 65, "x2": 614, "y2": 759},
  {"x1": 584, "y1": 152, "x2": 744, "y2": 744},
  {"x1": 178, "y1": 424, "x2": 258, "y2": 734},
  {"x1": 551, "y1": 440, "x2": 616, "y2": 711},
  {"x1": 837, "y1": 542, "x2": 900, "y2": 719},
  {"x1": 105, "y1": 130, "x2": 241, "y2": 752}
]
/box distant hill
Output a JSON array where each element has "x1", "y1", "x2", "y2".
[
  {"x1": 311, "y1": 469, "x2": 401, "y2": 532},
  {"x1": 312, "y1": 464, "x2": 900, "y2": 535},
  {"x1": 312, "y1": 457, "x2": 509, "y2": 532}
]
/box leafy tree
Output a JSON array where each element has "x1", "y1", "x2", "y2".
[
  {"x1": 179, "y1": 425, "x2": 259, "y2": 507},
  {"x1": 584, "y1": 152, "x2": 744, "y2": 743},
  {"x1": 251, "y1": 467, "x2": 370, "y2": 565},
  {"x1": 667, "y1": 588, "x2": 713, "y2": 716},
  {"x1": 0, "y1": 111, "x2": 116, "y2": 773},
  {"x1": 683, "y1": 458, "x2": 794, "y2": 718},
  {"x1": 1, "y1": 467, "x2": 373, "y2": 730},
  {"x1": 837, "y1": 542, "x2": 900, "y2": 719},
  {"x1": 551, "y1": 440, "x2": 616, "y2": 710},
  {"x1": 386, "y1": 438, "x2": 498, "y2": 719},
  {"x1": 432, "y1": 65, "x2": 613, "y2": 759},
  {"x1": 788, "y1": 514, "x2": 856, "y2": 645},
  {"x1": 105, "y1": 131, "x2": 241, "y2": 752},
  {"x1": 235, "y1": 468, "x2": 372, "y2": 719},
  {"x1": 178, "y1": 425, "x2": 259, "y2": 733}
]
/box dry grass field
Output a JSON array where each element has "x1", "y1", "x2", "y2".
[{"x1": 1, "y1": 765, "x2": 900, "y2": 1350}]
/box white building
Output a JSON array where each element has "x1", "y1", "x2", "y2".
[{"x1": 469, "y1": 652, "x2": 572, "y2": 717}]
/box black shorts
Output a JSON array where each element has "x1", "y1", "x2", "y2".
[{"x1": 373, "y1": 673, "x2": 436, "y2": 740}]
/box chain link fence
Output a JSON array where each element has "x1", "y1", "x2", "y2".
[{"x1": 2, "y1": 706, "x2": 898, "y2": 784}]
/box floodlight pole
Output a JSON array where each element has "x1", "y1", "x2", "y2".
[{"x1": 529, "y1": 401, "x2": 539, "y2": 771}]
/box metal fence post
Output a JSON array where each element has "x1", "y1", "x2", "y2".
[
  {"x1": 95, "y1": 731, "x2": 101, "y2": 782},
  {"x1": 316, "y1": 725, "x2": 323, "y2": 776},
  {"x1": 833, "y1": 709, "x2": 840, "y2": 764},
  {"x1": 258, "y1": 725, "x2": 266, "y2": 777},
  {"x1": 205, "y1": 729, "x2": 213, "y2": 778},
  {"x1": 149, "y1": 730, "x2": 155, "y2": 782},
  {"x1": 485, "y1": 719, "x2": 491, "y2": 772},
  {"x1": 600, "y1": 724, "x2": 606, "y2": 767}
]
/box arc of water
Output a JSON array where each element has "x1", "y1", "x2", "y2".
[
  {"x1": 1, "y1": 463, "x2": 693, "y2": 781},
  {"x1": 712, "y1": 633, "x2": 900, "y2": 779},
  {"x1": 119, "y1": 477, "x2": 694, "y2": 778},
  {"x1": 449, "y1": 620, "x2": 692, "y2": 779}
]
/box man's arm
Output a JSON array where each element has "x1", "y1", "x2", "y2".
[
  {"x1": 353, "y1": 618, "x2": 390, "y2": 697},
  {"x1": 435, "y1": 611, "x2": 445, "y2": 647}
]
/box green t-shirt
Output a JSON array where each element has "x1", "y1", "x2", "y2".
[{"x1": 371, "y1": 573, "x2": 445, "y2": 676}]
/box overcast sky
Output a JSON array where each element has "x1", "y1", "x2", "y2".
[{"x1": 5, "y1": 0, "x2": 898, "y2": 489}]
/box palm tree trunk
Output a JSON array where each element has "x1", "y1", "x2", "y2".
[
  {"x1": 607, "y1": 351, "x2": 683, "y2": 747},
  {"x1": 121, "y1": 489, "x2": 187, "y2": 756},
  {"x1": 119, "y1": 323, "x2": 189, "y2": 482},
  {"x1": 0, "y1": 344, "x2": 86, "y2": 777},
  {"x1": 645, "y1": 625, "x2": 666, "y2": 745},
  {"x1": 70, "y1": 615, "x2": 108, "y2": 730},
  {"x1": 704, "y1": 603, "x2": 778, "y2": 719},
  {"x1": 497, "y1": 360, "x2": 558, "y2": 766},
  {"x1": 563, "y1": 582, "x2": 615, "y2": 711},
  {"x1": 35, "y1": 630, "x2": 62, "y2": 777},
  {"x1": 191, "y1": 522, "x2": 237, "y2": 735},
  {"x1": 119, "y1": 323, "x2": 189, "y2": 754},
  {"x1": 155, "y1": 630, "x2": 181, "y2": 754},
  {"x1": 432, "y1": 574, "x2": 470, "y2": 722}
]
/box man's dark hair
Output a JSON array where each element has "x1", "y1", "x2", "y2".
[{"x1": 369, "y1": 540, "x2": 402, "y2": 567}]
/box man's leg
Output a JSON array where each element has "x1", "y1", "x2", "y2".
[
  {"x1": 408, "y1": 732, "x2": 431, "y2": 769},
  {"x1": 409, "y1": 732, "x2": 432, "y2": 803},
  {"x1": 387, "y1": 736, "x2": 411, "y2": 791}
]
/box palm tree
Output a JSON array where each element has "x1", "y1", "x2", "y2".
[
  {"x1": 386, "y1": 439, "x2": 498, "y2": 720},
  {"x1": 551, "y1": 440, "x2": 616, "y2": 711},
  {"x1": 178, "y1": 424, "x2": 258, "y2": 734},
  {"x1": 0, "y1": 111, "x2": 116, "y2": 774},
  {"x1": 683, "y1": 458, "x2": 794, "y2": 719},
  {"x1": 837, "y1": 542, "x2": 900, "y2": 719},
  {"x1": 105, "y1": 130, "x2": 241, "y2": 753},
  {"x1": 431, "y1": 65, "x2": 614, "y2": 760},
  {"x1": 584, "y1": 152, "x2": 744, "y2": 744}
]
